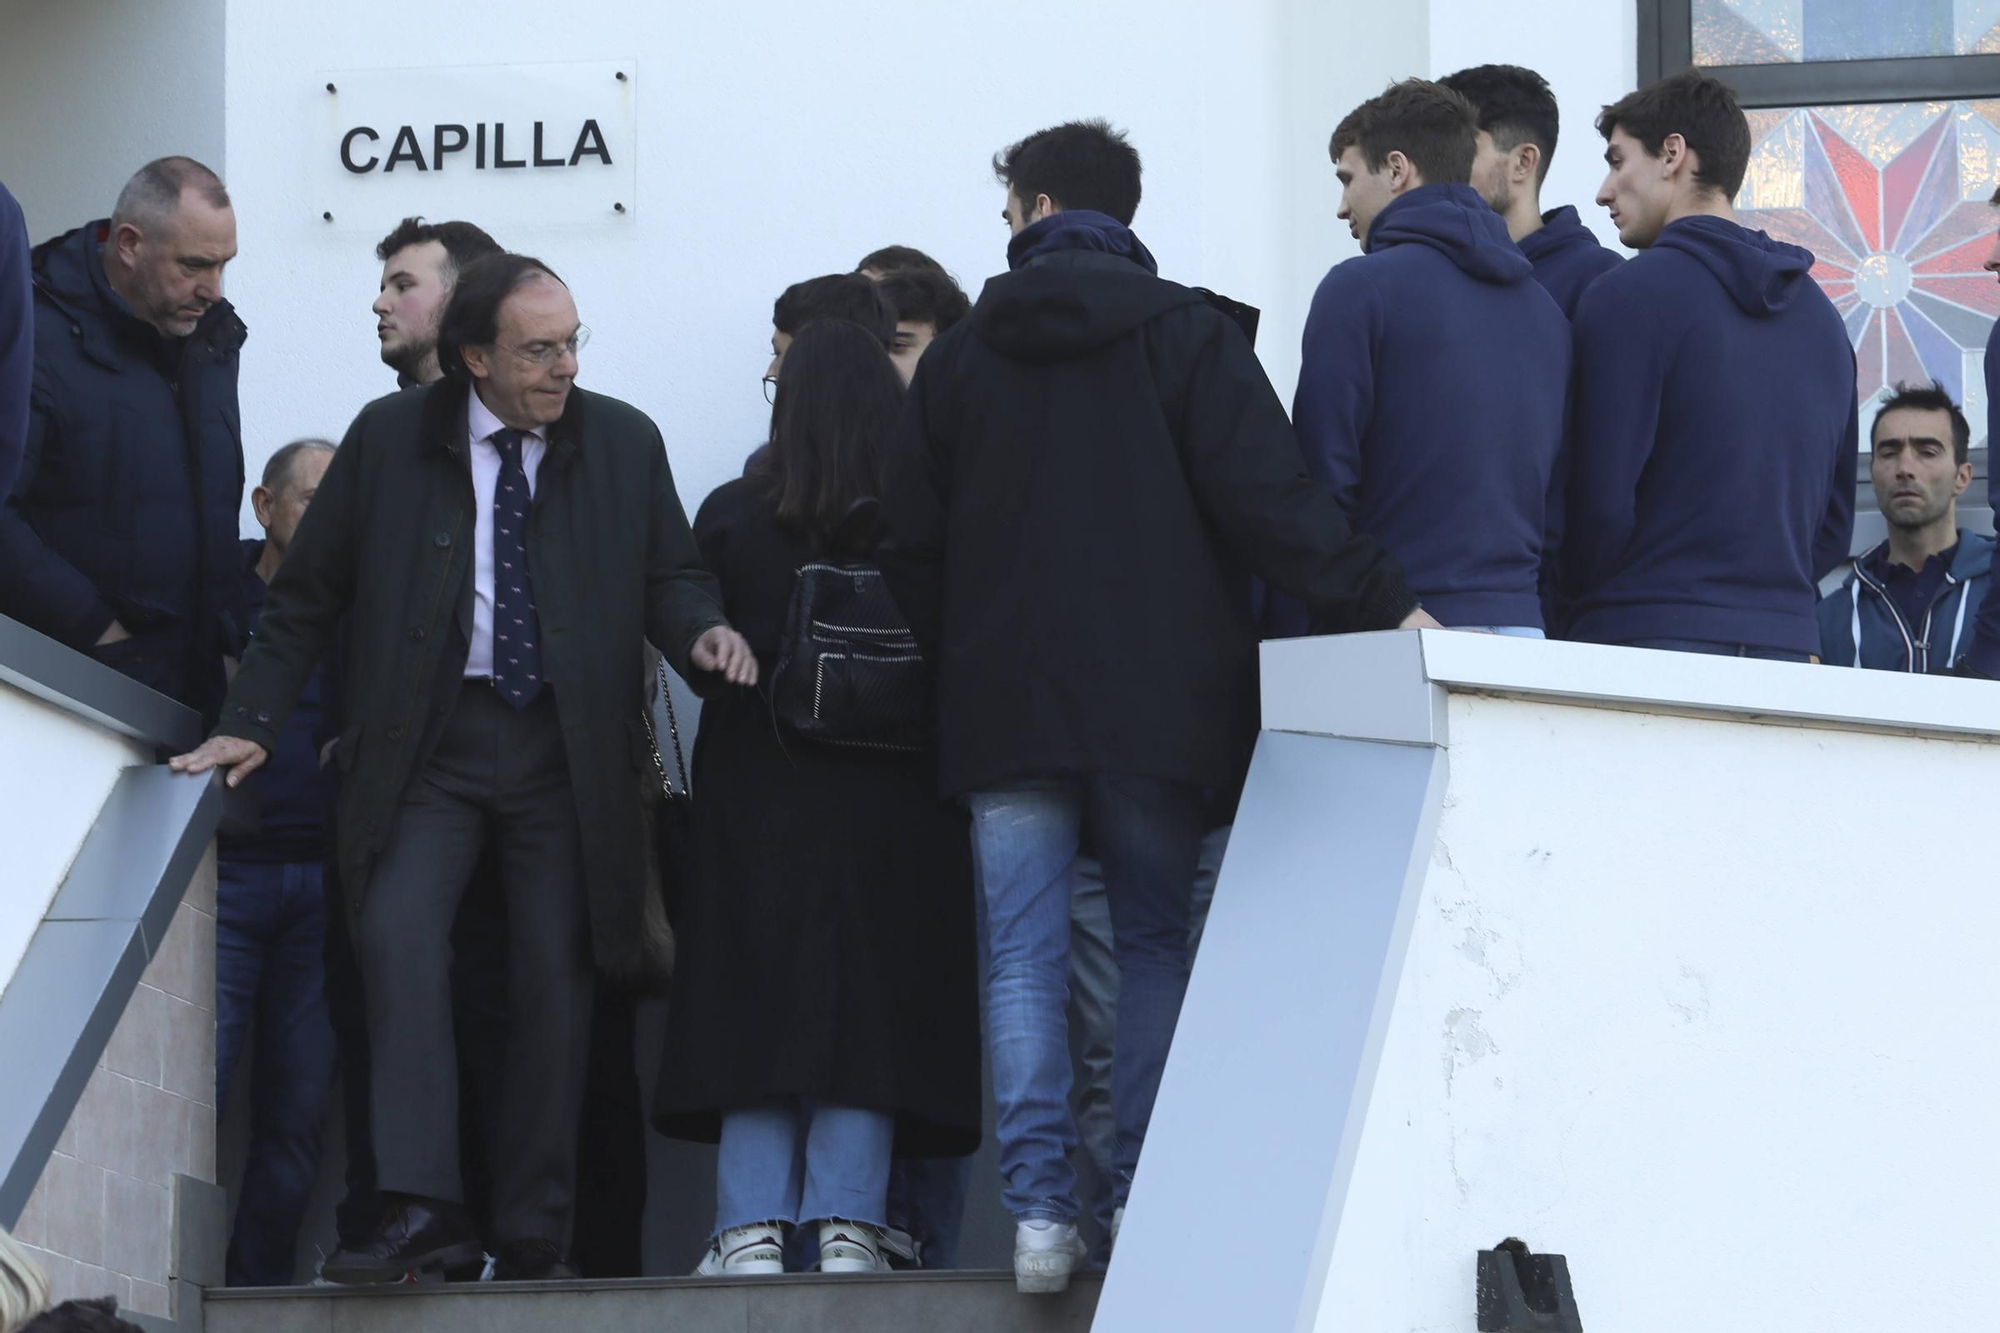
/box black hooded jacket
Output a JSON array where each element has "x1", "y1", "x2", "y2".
[{"x1": 881, "y1": 250, "x2": 1415, "y2": 796}]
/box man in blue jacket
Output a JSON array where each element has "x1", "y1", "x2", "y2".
[
  {"x1": 1564, "y1": 70, "x2": 1855, "y2": 659},
  {"x1": 217, "y1": 438, "x2": 339, "y2": 1286},
  {"x1": 1276, "y1": 78, "x2": 1570, "y2": 636},
  {"x1": 0, "y1": 181, "x2": 28, "y2": 500},
  {"x1": 1819, "y1": 382, "x2": 1991, "y2": 672},
  {"x1": 1, "y1": 157, "x2": 244, "y2": 718},
  {"x1": 1440, "y1": 64, "x2": 1624, "y2": 319}
]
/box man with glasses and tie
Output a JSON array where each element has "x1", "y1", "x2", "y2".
[{"x1": 173, "y1": 253, "x2": 757, "y2": 1282}]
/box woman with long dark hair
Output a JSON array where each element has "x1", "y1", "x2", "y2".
[{"x1": 655, "y1": 320, "x2": 980, "y2": 1275}]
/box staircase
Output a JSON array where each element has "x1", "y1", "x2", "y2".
[{"x1": 204, "y1": 1271, "x2": 1103, "y2": 1332}]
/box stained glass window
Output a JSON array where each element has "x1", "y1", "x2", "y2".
[
  {"x1": 1736, "y1": 100, "x2": 2000, "y2": 445},
  {"x1": 1695, "y1": 0, "x2": 2000, "y2": 66}
]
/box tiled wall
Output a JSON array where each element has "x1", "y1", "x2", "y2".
[{"x1": 12, "y1": 850, "x2": 218, "y2": 1321}]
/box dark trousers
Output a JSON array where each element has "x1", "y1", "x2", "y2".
[
  {"x1": 354, "y1": 682, "x2": 594, "y2": 1247},
  {"x1": 326, "y1": 852, "x2": 648, "y2": 1274},
  {"x1": 325, "y1": 860, "x2": 509, "y2": 1249},
  {"x1": 215, "y1": 859, "x2": 338, "y2": 1286}
]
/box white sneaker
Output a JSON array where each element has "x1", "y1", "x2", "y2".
[
  {"x1": 694, "y1": 1221, "x2": 787, "y2": 1276},
  {"x1": 876, "y1": 1223, "x2": 923, "y2": 1270},
  {"x1": 817, "y1": 1219, "x2": 889, "y2": 1274},
  {"x1": 1013, "y1": 1218, "x2": 1087, "y2": 1294}
]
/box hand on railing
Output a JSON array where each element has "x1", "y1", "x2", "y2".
[
  {"x1": 1399, "y1": 607, "x2": 1445, "y2": 631},
  {"x1": 168, "y1": 735, "x2": 269, "y2": 788}
]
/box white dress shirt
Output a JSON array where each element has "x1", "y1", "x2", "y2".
[{"x1": 464, "y1": 389, "x2": 547, "y2": 679}]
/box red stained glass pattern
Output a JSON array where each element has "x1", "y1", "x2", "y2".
[{"x1": 1739, "y1": 102, "x2": 2000, "y2": 446}]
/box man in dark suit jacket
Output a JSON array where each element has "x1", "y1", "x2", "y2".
[{"x1": 173, "y1": 253, "x2": 756, "y2": 1281}]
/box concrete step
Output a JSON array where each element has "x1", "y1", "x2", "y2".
[{"x1": 203, "y1": 1270, "x2": 1103, "y2": 1332}]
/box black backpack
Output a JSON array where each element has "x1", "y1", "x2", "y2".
[{"x1": 772, "y1": 511, "x2": 929, "y2": 752}]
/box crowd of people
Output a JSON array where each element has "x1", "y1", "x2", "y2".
[{"x1": 3, "y1": 57, "x2": 1998, "y2": 1307}]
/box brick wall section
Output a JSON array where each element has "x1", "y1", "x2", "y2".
[{"x1": 13, "y1": 848, "x2": 218, "y2": 1320}]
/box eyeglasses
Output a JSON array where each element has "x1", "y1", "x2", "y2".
[
  {"x1": 762, "y1": 374, "x2": 778, "y2": 405},
  {"x1": 499, "y1": 326, "x2": 590, "y2": 367}
]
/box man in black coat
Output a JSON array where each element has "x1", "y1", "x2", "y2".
[
  {"x1": 173, "y1": 254, "x2": 757, "y2": 1281},
  {"x1": 1, "y1": 158, "x2": 243, "y2": 718},
  {"x1": 880, "y1": 118, "x2": 1437, "y2": 1295}
]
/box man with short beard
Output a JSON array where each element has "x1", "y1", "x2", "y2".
[
  {"x1": 1819, "y1": 382, "x2": 1991, "y2": 673},
  {"x1": 1, "y1": 157, "x2": 244, "y2": 719},
  {"x1": 373, "y1": 217, "x2": 501, "y2": 386}
]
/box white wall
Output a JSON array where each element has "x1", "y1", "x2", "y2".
[
  {"x1": 221, "y1": 0, "x2": 1330, "y2": 534},
  {"x1": 0, "y1": 0, "x2": 227, "y2": 243},
  {"x1": 1318, "y1": 690, "x2": 2000, "y2": 1331},
  {"x1": 0, "y1": 0, "x2": 1642, "y2": 534},
  {"x1": 0, "y1": 684, "x2": 147, "y2": 996}
]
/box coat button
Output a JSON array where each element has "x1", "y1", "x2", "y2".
[
  {"x1": 434, "y1": 532, "x2": 451, "y2": 548},
  {"x1": 409, "y1": 627, "x2": 426, "y2": 641},
  {"x1": 234, "y1": 705, "x2": 247, "y2": 718},
  {"x1": 256, "y1": 710, "x2": 271, "y2": 723},
  {"x1": 386, "y1": 723, "x2": 404, "y2": 740}
]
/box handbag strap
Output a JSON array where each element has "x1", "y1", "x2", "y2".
[{"x1": 650, "y1": 655, "x2": 690, "y2": 799}]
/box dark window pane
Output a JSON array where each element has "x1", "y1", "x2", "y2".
[{"x1": 1695, "y1": 0, "x2": 1999, "y2": 66}]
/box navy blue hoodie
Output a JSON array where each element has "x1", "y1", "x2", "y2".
[
  {"x1": 1279, "y1": 183, "x2": 1570, "y2": 631},
  {"x1": 1963, "y1": 318, "x2": 2000, "y2": 677},
  {"x1": 1518, "y1": 205, "x2": 1624, "y2": 320},
  {"x1": 1563, "y1": 215, "x2": 1856, "y2": 653},
  {"x1": 0, "y1": 182, "x2": 27, "y2": 500}
]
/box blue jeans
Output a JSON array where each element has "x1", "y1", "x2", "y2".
[
  {"x1": 215, "y1": 858, "x2": 338, "y2": 1287},
  {"x1": 716, "y1": 1099, "x2": 895, "y2": 1240},
  {"x1": 967, "y1": 774, "x2": 1205, "y2": 1224},
  {"x1": 1069, "y1": 823, "x2": 1228, "y2": 1247},
  {"x1": 1622, "y1": 637, "x2": 1810, "y2": 663}
]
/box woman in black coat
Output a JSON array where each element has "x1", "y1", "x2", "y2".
[{"x1": 656, "y1": 320, "x2": 981, "y2": 1276}]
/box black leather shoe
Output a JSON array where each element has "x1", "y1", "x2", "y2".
[
  {"x1": 319, "y1": 1197, "x2": 484, "y2": 1284},
  {"x1": 492, "y1": 1238, "x2": 580, "y2": 1281}
]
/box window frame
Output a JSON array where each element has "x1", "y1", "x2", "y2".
[{"x1": 1640, "y1": 0, "x2": 2000, "y2": 105}]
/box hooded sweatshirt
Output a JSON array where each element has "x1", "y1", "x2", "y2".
[
  {"x1": 1281, "y1": 183, "x2": 1571, "y2": 631},
  {"x1": 879, "y1": 240, "x2": 1414, "y2": 795},
  {"x1": 1962, "y1": 320, "x2": 2000, "y2": 677},
  {"x1": 1563, "y1": 215, "x2": 1856, "y2": 654},
  {"x1": 1518, "y1": 205, "x2": 1625, "y2": 320}
]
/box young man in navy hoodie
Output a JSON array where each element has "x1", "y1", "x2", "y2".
[
  {"x1": 1958, "y1": 190, "x2": 2000, "y2": 678},
  {"x1": 1439, "y1": 64, "x2": 1624, "y2": 319},
  {"x1": 1564, "y1": 69, "x2": 1856, "y2": 659},
  {"x1": 1277, "y1": 78, "x2": 1570, "y2": 637}
]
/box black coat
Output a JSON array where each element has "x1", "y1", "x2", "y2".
[
  {"x1": 879, "y1": 251, "x2": 1416, "y2": 797},
  {"x1": 653, "y1": 478, "x2": 981, "y2": 1157},
  {"x1": 2, "y1": 221, "x2": 246, "y2": 716},
  {"x1": 212, "y1": 379, "x2": 729, "y2": 981}
]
